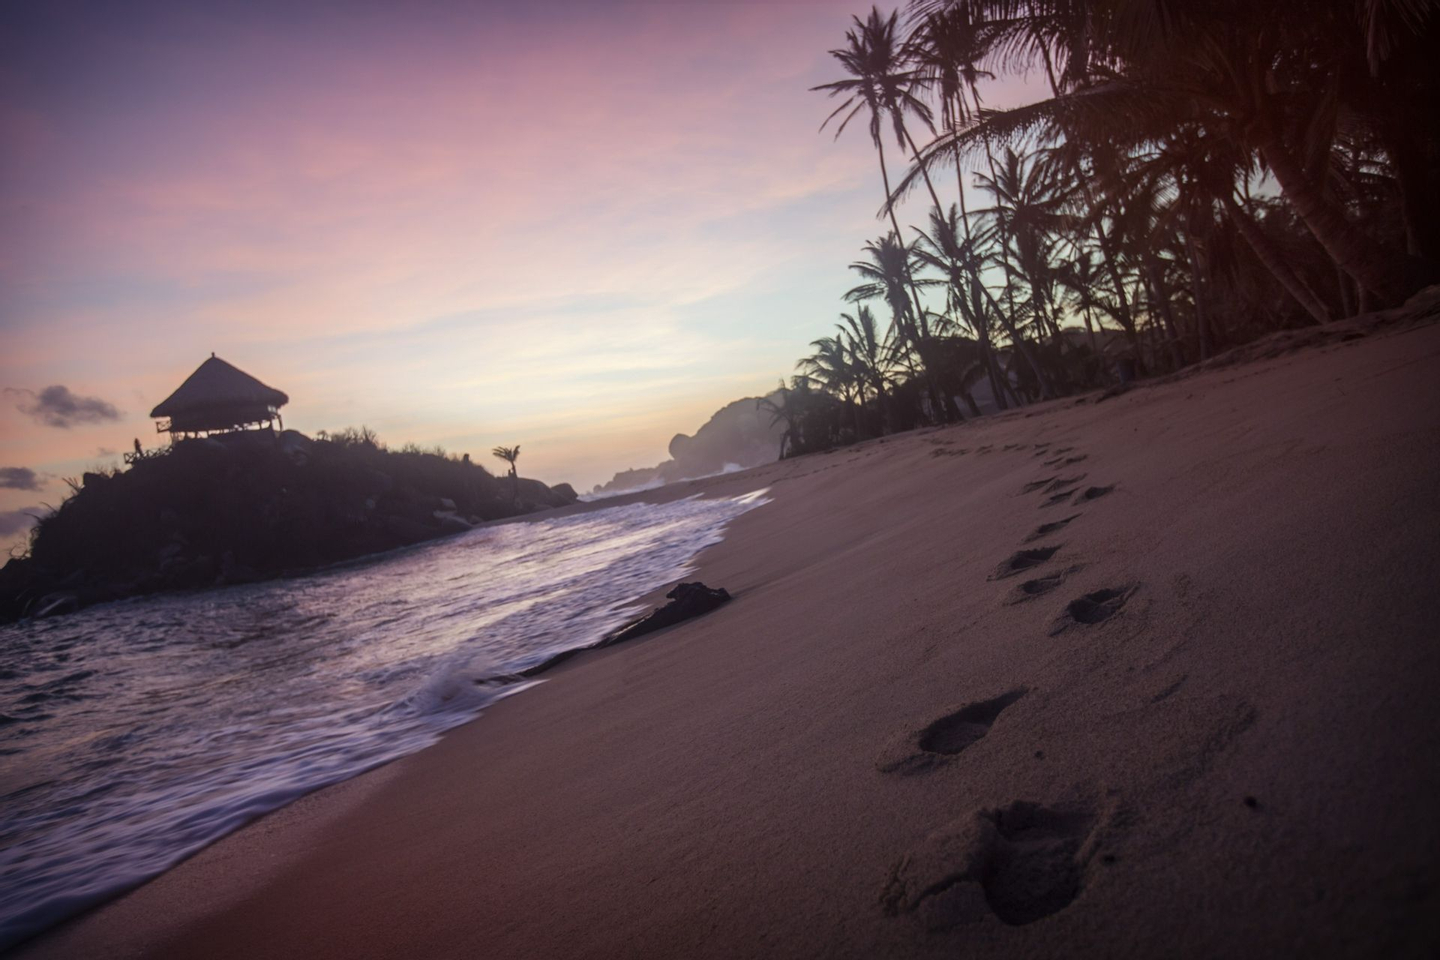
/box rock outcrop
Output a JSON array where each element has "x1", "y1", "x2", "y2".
[
  {"x1": 0, "y1": 431, "x2": 579, "y2": 623},
  {"x1": 591, "y1": 394, "x2": 784, "y2": 496}
]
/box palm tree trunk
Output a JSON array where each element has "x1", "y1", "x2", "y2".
[
  {"x1": 1257, "y1": 132, "x2": 1412, "y2": 305},
  {"x1": 1221, "y1": 193, "x2": 1331, "y2": 325},
  {"x1": 875, "y1": 139, "x2": 926, "y2": 328},
  {"x1": 875, "y1": 139, "x2": 952, "y2": 424},
  {"x1": 979, "y1": 144, "x2": 1056, "y2": 399},
  {"x1": 1141, "y1": 257, "x2": 1187, "y2": 370},
  {"x1": 1080, "y1": 305, "x2": 1103, "y2": 382},
  {"x1": 1184, "y1": 225, "x2": 1212, "y2": 361},
  {"x1": 948, "y1": 100, "x2": 1002, "y2": 404},
  {"x1": 1335, "y1": 263, "x2": 1354, "y2": 318},
  {"x1": 899, "y1": 88, "x2": 1051, "y2": 403}
]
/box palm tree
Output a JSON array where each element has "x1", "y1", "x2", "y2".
[
  {"x1": 757, "y1": 379, "x2": 843, "y2": 457},
  {"x1": 845, "y1": 231, "x2": 960, "y2": 418},
  {"x1": 901, "y1": 0, "x2": 1435, "y2": 305},
  {"x1": 839, "y1": 306, "x2": 898, "y2": 431},
  {"x1": 813, "y1": 8, "x2": 936, "y2": 337},
  {"x1": 1055, "y1": 251, "x2": 1109, "y2": 368},
  {"x1": 491, "y1": 445, "x2": 520, "y2": 503},
  {"x1": 839, "y1": 306, "x2": 893, "y2": 393},
  {"x1": 798, "y1": 335, "x2": 864, "y2": 434},
  {"x1": 912, "y1": 203, "x2": 1021, "y2": 407},
  {"x1": 756, "y1": 384, "x2": 798, "y2": 459}
]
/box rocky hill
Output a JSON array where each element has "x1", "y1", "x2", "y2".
[
  {"x1": 0, "y1": 430, "x2": 578, "y2": 622},
  {"x1": 592, "y1": 393, "x2": 784, "y2": 496}
]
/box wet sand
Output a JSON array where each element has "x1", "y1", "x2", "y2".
[{"x1": 19, "y1": 306, "x2": 1440, "y2": 959}]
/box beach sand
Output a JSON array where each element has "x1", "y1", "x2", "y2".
[{"x1": 19, "y1": 307, "x2": 1440, "y2": 959}]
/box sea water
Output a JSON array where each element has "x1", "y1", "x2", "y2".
[{"x1": 0, "y1": 490, "x2": 767, "y2": 950}]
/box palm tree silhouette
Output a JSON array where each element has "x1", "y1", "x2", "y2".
[
  {"x1": 901, "y1": 0, "x2": 1433, "y2": 305},
  {"x1": 814, "y1": 8, "x2": 957, "y2": 419},
  {"x1": 491, "y1": 445, "x2": 520, "y2": 504},
  {"x1": 839, "y1": 305, "x2": 897, "y2": 429}
]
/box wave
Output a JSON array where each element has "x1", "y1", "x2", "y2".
[{"x1": 0, "y1": 490, "x2": 768, "y2": 951}]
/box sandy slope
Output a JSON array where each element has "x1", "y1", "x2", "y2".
[{"x1": 19, "y1": 312, "x2": 1440, "y2": 959}]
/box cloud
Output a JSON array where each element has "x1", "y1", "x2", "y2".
[
  {"x1": 0, "y1": 508, "x2": 41, "y2": 538},
  {"x1": 8, "y1": 385, "x2": 121, "y2": 428},
  {"x1": 0, "y1": 467, "x2": 42, "y2": 491}
]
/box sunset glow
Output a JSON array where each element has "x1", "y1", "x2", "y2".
[{"x1": 2, "y1": 0, "x2": 1042, "y2": 545}]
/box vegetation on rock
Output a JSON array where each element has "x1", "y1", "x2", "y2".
[{"x1": 0, "y1": 429, "x2": 577, "y2": 622}]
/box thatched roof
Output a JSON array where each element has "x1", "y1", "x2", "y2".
[{"x1": 150, "y1": 355, "x2": 288, "y2": 419}]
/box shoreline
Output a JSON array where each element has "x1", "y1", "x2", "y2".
[{"x1": 17, "y1": 308, "x2": 1440, "y2": 959}]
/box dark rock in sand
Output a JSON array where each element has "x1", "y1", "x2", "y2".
[
  {"x1": 485, "y1": 582, "x2": 734, "y2": 684},
  {"x1": 608, "y1": 582, "x2": 732, "y2": 644}
]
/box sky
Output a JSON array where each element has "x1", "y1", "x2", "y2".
[{"x1": 0, "y1": 0, "x2": 1036, "y2": 551}]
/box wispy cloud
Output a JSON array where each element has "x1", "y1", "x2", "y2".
[
  {"x1": 0, "y1": 0, "x2": 1039, "y2": 491},
  {"x1": 0, "y1": 467, "x2": 43, "y2": 491},
  {"x1": 7, "y1": 386, "x2": 122, "y2": 429}
]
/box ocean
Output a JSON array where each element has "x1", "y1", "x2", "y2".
[{"x1": 0, "y1": 490, "x2": 767, "y2": 950}]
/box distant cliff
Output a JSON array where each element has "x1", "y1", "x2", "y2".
[
  {"x1": 0, "y1": 430, "x2": 578, "y2": 622},
  {"x1": 592, "y1": 393, "x2": 784, "y2": 496}
]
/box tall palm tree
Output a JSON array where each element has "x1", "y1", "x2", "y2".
[{"x1": 813, "y1": 8, "x2": 937, "y2": 335}]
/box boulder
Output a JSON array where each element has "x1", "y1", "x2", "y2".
[{"x1": 607, "y1": 582, "x2": 732, "y2": 644}]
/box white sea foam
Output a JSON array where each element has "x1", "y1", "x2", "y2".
[{"x1": 0, "y1": 490, "x2": 768, "y2": 950}]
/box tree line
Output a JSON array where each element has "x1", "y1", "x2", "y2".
[{"x1": 763, "y1": 0, "x2": 1437, "y2": 457}]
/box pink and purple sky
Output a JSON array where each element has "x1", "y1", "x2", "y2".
[{"x1": 0, "y1": 0, "x2": 1034, "y2": 549}]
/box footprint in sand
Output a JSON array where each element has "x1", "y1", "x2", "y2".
[
  {"x1": 882, "y1": 798, "x2": 1101, "y2": 929},
  {"x1": 876, "y1": 689, "x2": 1027, "y2": 774},
  {"x1": 1149, "y1": 675, "x2": 1188, "y2": 703},
  {"x1": 1024, "y1": 514, "x2": 1081, "y2": 543},
  {"x1": 1006, "y1": 568, "x2": 1080, "y2": 605},
  {"x1": 1052, "y1": 585, "x2": 1136, "y2": 633},
  {"x1": 1022, "y1": 477, "x2": 1055, "y2": 494},
  {"x1": 991, "y1": 546, "x2": 1060, "y2": 580},
  {"x1": 1040, "y1": 491, "x2": 1075, "y2": 508},
  {"x1": 1043, "y1": 475, "x2": 1085, "y2": 494},
  {"x1": 1074, "y1": 484, "x2": 1115, "y2": 502}
]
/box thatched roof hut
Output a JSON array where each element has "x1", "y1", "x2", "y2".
[{"x1": 150, "y1": 354, "x2": 288, "y2": 437}]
